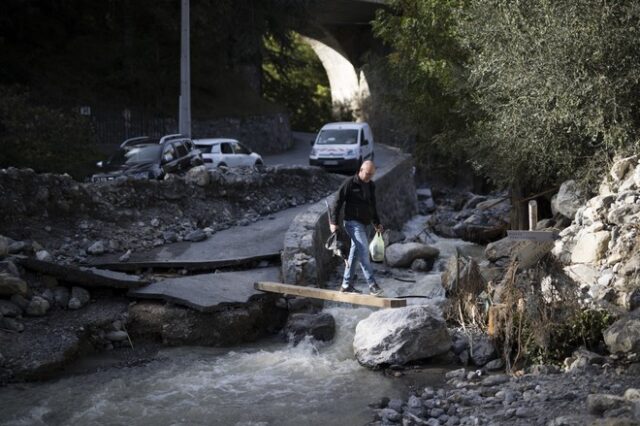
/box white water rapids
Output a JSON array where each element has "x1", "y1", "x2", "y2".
[{"x1": 0, "y1": 216, "x2": 483, "y2": 426}]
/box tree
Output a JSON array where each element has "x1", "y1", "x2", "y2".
[
  {"x1": 262, "y1": 33, "x2": 333, "y2": 132},
  {"x1": 370, "y1": 0, "x2": 477, "y2": 182},
  {"x1": 459, "y1": 0, "x2": 640, "y2": 191}
]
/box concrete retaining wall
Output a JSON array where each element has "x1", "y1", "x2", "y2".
[{"x1": 282, "y1": 153, "x2": 418, "y2": 286}]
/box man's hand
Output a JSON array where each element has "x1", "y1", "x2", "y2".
[
  {"x1": 330, "y1": 224, "x2": 338, "y2": 233},
  {"x1": 375, "y1": 224, "x2": 384, "y2": 233}
]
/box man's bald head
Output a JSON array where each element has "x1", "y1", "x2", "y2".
[{"x1": 358, "y1": 160, "x2": 376, "y2": 182}]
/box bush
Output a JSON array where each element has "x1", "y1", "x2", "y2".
[{"x1": 0, "y1": 86, "x2": 100, "y2": 179}]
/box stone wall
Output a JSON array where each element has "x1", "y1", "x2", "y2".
[
  {"x1": 282, "y1": 153, "x2": 418, "y2": 286},
  {"x1": 192, "y1": 113, "x2": 293, "y2": 154}
]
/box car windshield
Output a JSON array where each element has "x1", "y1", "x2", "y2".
[
  {"x1": 125, "y1": 145, "x2": 162, "y2": 164},
  {"x1": 315, "y1": 129, "x2": 358, "y2": 145}
]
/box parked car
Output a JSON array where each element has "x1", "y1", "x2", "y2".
[
  {"x1": 193, "y1": 138, "x2": 264, "y2": 168},
  {"x1": 91, "y1": 135, "x2": 203, "y2": 182},
  {"x1": 309, "y1": 122, "x2": 374, "y2": 173}
]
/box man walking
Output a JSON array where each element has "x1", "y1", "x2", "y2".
[{"x1": 329, "y1": 160, "x2": 384, "y2": 296}]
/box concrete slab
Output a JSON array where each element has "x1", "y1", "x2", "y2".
[
  {"x1": 128, "y1": 266, "x2": 281, "y2": 312},
  {"x1": 90, "y1": 204, "x2": 310, "y2": 272},
  {"x1": 15, "y1": 256, "x2": 148, "y2": 289}
]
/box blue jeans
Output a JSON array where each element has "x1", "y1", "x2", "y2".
[{"x1": 341, "y1": 220, "x2": 376, "y2": 288}]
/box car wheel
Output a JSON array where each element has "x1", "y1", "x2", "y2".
[{"x1": 217, "y1": 162, "x2": 227, "y2": 169}]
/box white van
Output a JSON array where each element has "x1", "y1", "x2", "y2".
[{"x1": 309, "y1": 122, "x2": 374, "y2": 173}]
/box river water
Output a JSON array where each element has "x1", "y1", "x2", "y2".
[{"x1": 0, "y1": 216, "x2": 483, "y2": 426}]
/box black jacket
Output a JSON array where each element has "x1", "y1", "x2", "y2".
[{"x1": 330, "y1": 175, "x2": 380, "y2": 226}]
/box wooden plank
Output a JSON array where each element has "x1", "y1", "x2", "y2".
[
  {"x1": 254, "y1": 282, "x2": 407, "y2": 309},
  {"x1": 507, "y1": 230, "x2": 558, "y2": 241}
]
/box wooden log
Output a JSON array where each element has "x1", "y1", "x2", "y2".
[{"x1": 254, "y1": 281, "x2": 407, "y2": 309}]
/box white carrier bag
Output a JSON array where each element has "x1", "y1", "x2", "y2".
[{"x1": 368, "y1": 231, "x2": 385, "y2": 262}]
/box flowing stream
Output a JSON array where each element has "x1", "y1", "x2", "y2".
[{"x1": 0, "y1": 215, "x2": 483, "y2": 426}]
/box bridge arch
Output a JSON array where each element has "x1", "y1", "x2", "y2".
[{"x1": 299, "y1": 34, "x2": 369, "y2": 121}]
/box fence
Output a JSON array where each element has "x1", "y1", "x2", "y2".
[{"x1": 88, "y1": 107, "x2": 178, "y2": 145}]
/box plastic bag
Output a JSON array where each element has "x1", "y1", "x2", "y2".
[
  {"x1": 369, "y1": 231, "x2": 385, "y2": 262},
  {"x1": 325, "y1": 230, "x2": 347, "y2": 261}
]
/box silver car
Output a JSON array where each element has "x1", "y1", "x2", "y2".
[{"x1": 193, "y1": 138, "x2": 263, "y2": 168}]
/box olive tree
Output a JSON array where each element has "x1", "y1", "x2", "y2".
[{"x1": 460, "y1": 0, "x2": 640, "y2": 190}]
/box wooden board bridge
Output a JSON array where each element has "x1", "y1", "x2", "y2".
[{"x1": 254, "y1": 282, "x2": 407, "y2": 308}]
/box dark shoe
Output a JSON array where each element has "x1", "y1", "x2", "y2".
[
  {"x1": 369, "y1": 283, "x2": 384, "y2": 297},
  {"x1": 340, "y1": 285, "x2": 362, "y2": 294}
]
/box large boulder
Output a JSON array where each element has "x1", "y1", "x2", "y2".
[
  {"x1": 185, "y1": 165, "x2": 210, "y2": 187},
  {"x1": 353, "y1": 305, "x2": 451, "y2": 368},
  {"x1": 385, "y1": 242, "x2": 439, "y2": 268},
  {"x1": 283, "y1": 312, "x2": 335, "y2": 345},
  {"x1": 570, "y1": 230, "x2": 611, "y2": 264},
  {"x1": 551, "y1": 180, "x2": 583, "y2": 220},
  {"x1": 604, "y1": 310, "x2": 640, "y2": 354}
]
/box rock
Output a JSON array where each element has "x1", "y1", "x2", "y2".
[
  {"x1": 68, "y1": 286, "x2": 90, "y2": 310},
  {"x1": 35, "y1": 250, "x2": 53, "y2": 262},
  {"x1": 184, "y1": 229, "x2": 207, "y2": 242},
  {"x1": 25, "y1": 296, "x2": 50, "y2": 316},
  {"x1": 551, "y1": 180, "x2": 583, "y2": 220},
  {"x1": 570, "y1": 231, "x2": 610, "y2": 263},
  {"x1": 185, "y1": 165, "x2": 210, "y2": 186},
  {"x1": 484, "y1": 237, "x2": 519, "y2": 262},
  {"x1": 53, "y1": 286, "x2": 70, "y2": 308},
  {"x1": 10, "y1": 294, "x2": 29, "y2": 310},
  {"x1": 283, "y1": 312, "x2": 336, "y2": 345},
  {"x1": 411, "y1": 258, "x2": 433, "y2": 272},
  {"x1": 354, "y1": 305, "x2": 451, "y2": 367},
  {"x1": 0, "y1": 260, "x2": 20, "y2": 277},
  {"x1": 105, "y1": 330, "x2": 129, "y2": 342},
  {"x1": 610, "y1": 155, "x2": 637, "y2": 182},
  {"x1": 0, "y1": 273, "x2": 28, "y2": 296},
  {"x1": 87, "y1": 240, "x2": 106, "y2": 255},
  {"x1": 0, "y1": 316, "x2": 24, "y2": 332},
  {"x1": 0, "y1": 235, "x2": 9, "y2": 257},
  {"x1": 119, "y1": 249, "x2": 132, "y2": 262},
  {"x1": 604, "y1": 311, "x2": 640, "y2": 354},
  {"x1": 0, "y1": 300, "x2": 22, "y2": 317},
  {"x1": 8, "y1": 240, "x2": 26, "y2": 254},
  {"x1": 607, "y1": 204, "x2": 640, "y2": 226},
  {"x1": 587, "y1": 393, "x2": 626, "y2": 414},
  {"x1": 470, "y1": 334, "x2": 497, "y2": 366},
  {"x1": 163, "y1": 231, "x2": 178, "y2": 243},
  {"x1": 483, "y1": 358, "x2": 505, "y2": 371},
  {"x1": 385, "y1": 242, "x2": 440, "y2": 268},
  {"x1": 383, "y1": 229, "x2": 405, "y2": 247}
]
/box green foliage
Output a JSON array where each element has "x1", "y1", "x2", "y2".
[
  {"x1": 0, "y1": 86, "x2": 100, "y2": 179},
  {"x1": 372, "y1": 0, "x2": 640, "y2": 191},
  {"x1": 262, "y1": 33, "x2": 332, "y2": 131},
  {"x1": 526, "y1": 309, "x2": 615, "y2": 365},
  {"x1": 371, "y1": 0, "x2": 475, "y2": 166},
  {"x1": 459, "y1": 0, "x2": 640, "y2": 189},
  {"x1": 0, "y1": 0, "x2": 310, "y2": 116}
]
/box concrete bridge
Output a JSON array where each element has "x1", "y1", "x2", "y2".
[{"x1": 297, "y1": 0, "x2": 387, "y2": 118}]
